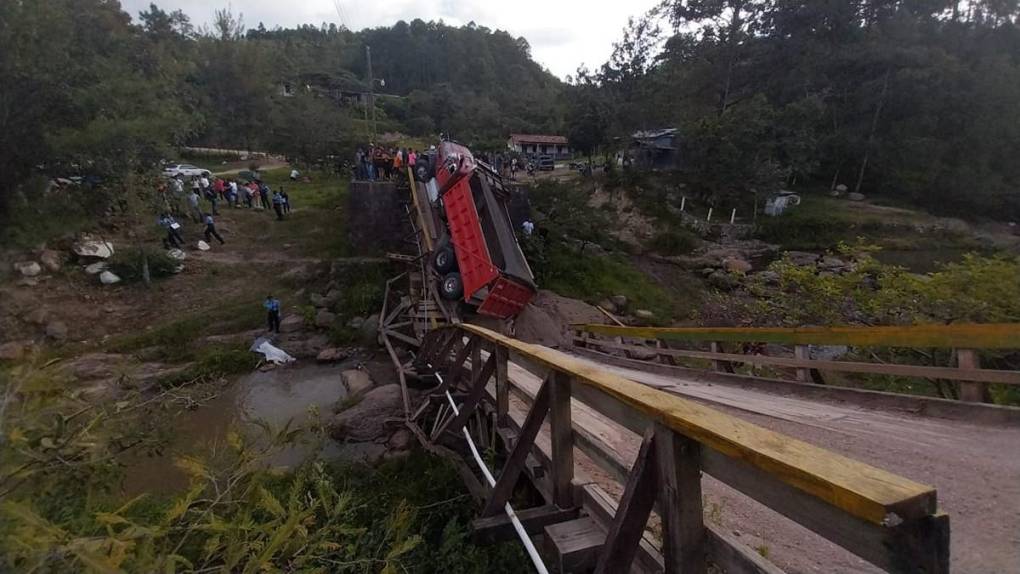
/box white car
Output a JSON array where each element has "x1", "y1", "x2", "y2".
[{"x1": 162, "y1": 163, "x2": 211, "y2": 178}]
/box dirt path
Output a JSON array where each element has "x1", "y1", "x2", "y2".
[{"x1": 578, "y1": 357, "x2": 1020, "y2": 573}]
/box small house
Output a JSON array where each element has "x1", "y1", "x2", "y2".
[
  {"x1": 630, "y1": 128, "x2": 680, "y2": 170},
  {"x1": 507, "y1": 134, "x2": 571, "y2": 159}
]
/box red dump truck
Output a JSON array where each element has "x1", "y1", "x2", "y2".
[{"x1": 415, "y1": 141, "x2": 536, "y2": 319}]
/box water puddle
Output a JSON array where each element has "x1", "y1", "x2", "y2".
[{"x1": 121, "y1": 361, "x2": 379, "y2": 496}]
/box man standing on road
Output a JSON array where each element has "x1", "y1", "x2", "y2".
[
  {"x1": 264, "y1": 295, "x2": 281, "y2": 334},
  {"x1": 203, "y1": 213, "x2": 225, "y2": 245}
]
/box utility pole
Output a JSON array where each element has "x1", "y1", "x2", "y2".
[{"x1": 365, "y1": 45, "x2": 376, "y2": 139}]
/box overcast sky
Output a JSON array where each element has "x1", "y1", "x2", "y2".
[{"x1": 119, "y1": 0, "x2": 661, "y2": 79}]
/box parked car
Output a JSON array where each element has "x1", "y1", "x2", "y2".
[
  {"x1": 536, "y1": 155, "x2": 555, "y2": 171},
  {"x1": 163, "y1": 163, "x2": 211, "y2": 178}
]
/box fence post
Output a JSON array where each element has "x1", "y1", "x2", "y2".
[
  {"x1": 549, "y1": 371, "x2": 575, "y2": 508},
  {"x1": 655, "y1": 424, "x2": 707, "y2": 574},
  {"x1": 795, "y1": 344, "x2": 810, "y2": 382},
  {"x1": 957, "y1": 349, "x2": 986, "y2": 403},
  {"x1": 710, "y1": 342, "x2": 733, "y2": 373}
]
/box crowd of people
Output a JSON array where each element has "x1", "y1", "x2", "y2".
[
  {"x1": 156, "y1": 172, "x2": 294, "y2": 250},
  {"x1": 354, "y1": 145, "x2": 419, "y2": 181}
]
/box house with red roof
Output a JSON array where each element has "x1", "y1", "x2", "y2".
[{"x1": 506, "y1": 134, "x2": 571, "y2": 159}]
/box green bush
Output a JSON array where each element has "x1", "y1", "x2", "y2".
[
  {"x1": 648, "y1": 228, "x2": 699, "y2": 255},
  {"x1": 755, "y1": 209, "x2": 853, "y2": 250},
  {"x1": 106, "y1": 248, "x2": 179, "y2": 283}
]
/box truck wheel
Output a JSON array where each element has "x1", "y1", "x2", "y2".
[
  {"x1": 433, "y1": 245, "x2": 457, "y2": 273},
  {"x1": 440, "y1": 272, "x2": 463, "y2": 301},
  {"x1": 415, "y1": 156, "x2": 434, "y2": 182}
]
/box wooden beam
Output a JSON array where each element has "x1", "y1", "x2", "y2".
[
  {"x1": 433, "y1": 354, "x2": 496, "y2": 439},
  {"x1": 577, "y1": 322, "x2": 1020, "y2": 349},
  {"x1": 461, "y1": 323, "x2": 937, "y2": 526},
  {"x1": 575, "y1": 336, "x2": 1020, "y2": 385},
  {"x1": 472, "y1": 505, "x2": 579, "y2": 544},
  {"x1": 711, "y1": 341, "x2": 735, "y2": 373},
  {"x1": 481, "y1": 377, "x2": 552, "y2": 517},
  {"x1": 655, "y1": 424, "x2": 707, "y2": 574},
  {"x1": 594, "y1": 427, "x2": 660, "y2": 574},
  {"x1": 549, "y1": 370, "x2": 575, "y2": 508}
]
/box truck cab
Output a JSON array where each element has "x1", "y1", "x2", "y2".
[{"x1": 417, "y1": 141, "x2": 537, "y2": 319}]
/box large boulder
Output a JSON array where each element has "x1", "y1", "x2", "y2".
[
  {"x1": 309, "y1": 293, "x2": 328, "y2": 308},
  {"x1": 626, "y1": 346, "x2": 660, "y2": 361},
  {"x1": 330, "y1": 384, "x2": 405, "y2": 442},
  {"x1": 360, "y1": 314, "x2": 380, "y2": 345},
  {"x1": 315, "y1": 309, "x2": 337, "y2": 329},
  {"x1": 324, "y1": 288, "x2": 343, "y2": 306},
  {"x1": 847, "y1": 192, "x2": 866, "y2": 202},
  {"x1": 317, "y1": 347, "x2": 352, "y2": 363},
  {"x1": 279, "y1": 314, "x2": 305, "y2": 333},
  {"x1": 38, "y1": 250, "x2": 63, "y2": 272},
  {"x1": 99, "y1": 271, "x2": 122, "y2": 285},
  {"x1": 387, "y1": 428, "x2": 414, "y2": 451},
  {"x1": 784, "y1": 251, "x2": 820, "y2": 267},
  {"x1": 45, "y1": 320, "x2": 68, "y2": 341},
  {"x1": 634, "y1": 309, "x2": 656, "y2": 320},
  {"x1": 13, "y1": 261, "x2": 42, "y2": 277},
  {"x1": 341, "y1": 369, "x2": 374, "y2": 396},
  {"x1": 72, "y1": 237, "x2": 114, "y2": 259},
  {"x1": 722, "y1": 257, "x2": 753, "y2": 274},
  {"x1": 610, "y1": 295, "x2": 629, "y2": 310},
  {"x1": 84, "y1": 261, "x2": 108, "y2": 275}
]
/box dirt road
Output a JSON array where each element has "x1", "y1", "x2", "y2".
[{"x1": 571, "y1": 356, "x2": 1020, "y2": 573}]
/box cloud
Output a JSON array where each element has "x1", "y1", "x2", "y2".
[{"x1": 119, "y1": 0, "x2": 660, "y2": 78}]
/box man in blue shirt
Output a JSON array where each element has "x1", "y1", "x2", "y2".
[
  {"x1": 264, "y1": 295, "x2": 281, "y2": 334},
  {"x1": 203, "y1": 213, "x2": 225, "y2": 245}
]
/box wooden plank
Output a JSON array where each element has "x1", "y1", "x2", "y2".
[
  {"x1": 446, "y1": 337, "x2": 476, "y2": 388},
  {"x1": 381, "y1": 333, "x2": 411, "y2": 417},
  {"x1": 577, "y1": 322, "x2": 1020, "y2": 349},
  {"x1": 956, "y1": 349, "x2": 986, "y2": 402},
  {"x1": 655, "y1": 424, "x2": 707, "y2": 574},
  {"x1": 549, "y1": 370, "x2": 575, "y2": 508},
  {"x1": 481, "y1": 377, "x2": 551, "y2": 517},
  {"x1": 575, "y1": 336, "x2": 1020, "y2": 385},
  {"x1": 594, "y1": 427, "x2": 659, "y2": 574},
  {"x1": 461, "y1": 324, "x2": 937, "y2": 526},
  {"x1": 544, "y1": 517, "x2": 606, "y2": 573},
  {"x1": 472, "y1": 505, "x2": 579, "y2": 543},
  {"x1": 433, "y1": 354, "x2": 496, "y2": 439}
]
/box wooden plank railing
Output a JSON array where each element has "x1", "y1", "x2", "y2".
[
  {"x1": 573, "y1": 322, "x2": 1020, "y2": 403},
  {"x1": 413, "y1": 324, "x2": 950, "y2": 574}
]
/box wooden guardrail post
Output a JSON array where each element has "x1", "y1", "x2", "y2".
[
  {"x1": 655, "y1": 424, "x2": 707, "y2": 574},
  {"x1": 495, "y1": 346, "x2": 510, "y2": 426},
  {"x1": 795, "y1": 344, "x2": 810, "y2": 382},
  {"x1": 957, "y1": 349, "x2": 985, "y2": 402},
  {"x1": 549, "y1": 371, "x2": 575, "y2": 508}
]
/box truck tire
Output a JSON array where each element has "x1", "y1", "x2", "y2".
[
  {"x1": 415, "y1": 156, "x2": 434, "y2": 182},
  {"x1": 439, "y1": 272, "x2": 464, "y2": 301},
  {"x1": 433, "y1": 245, "x2": 457, "y2": 273}
]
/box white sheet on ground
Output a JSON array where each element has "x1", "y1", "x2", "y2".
[{"x1": 250, "y1": 337, "x2": 295, "y2": 364}]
